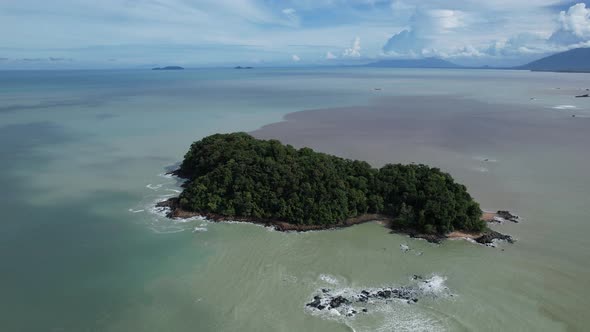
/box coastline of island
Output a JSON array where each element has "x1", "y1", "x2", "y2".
[
  {"x1": 153, "y1": 114, "x2": 530, "y2": 247},
  {"x1": 157, "y1": 196, "x2": 516, "y2": 245}
]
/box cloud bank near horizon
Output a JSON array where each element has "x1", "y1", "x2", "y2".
[{"x1": 1, "y1": 0, "x2": 589, "y2": 68}]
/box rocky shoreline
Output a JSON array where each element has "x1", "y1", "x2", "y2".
[
  {"x1": 157, "y1": 194, "x2": 515, "y2": 246},
  {"x1": 156, "y1": 197, "x2": 393, "y2": 231}
]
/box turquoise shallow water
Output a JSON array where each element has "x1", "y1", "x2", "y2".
[{"x1": 0, "y1": 68, "x2": 589, "y2": 331}]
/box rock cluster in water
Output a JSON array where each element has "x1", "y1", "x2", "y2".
[
  {"x1": 306, "y1": 276, "x2": 448, "y2": 318},
  {"x1": 475, "y1": 230, "x2": 514, "y2": 245},
  {"x1": 495, "y1": 210, "x2": 520, "y2": 223}
]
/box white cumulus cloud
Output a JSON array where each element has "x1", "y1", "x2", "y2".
[
  {"x1": 549, "y1": 3, "x2": 590, "y2": 45},
  {"x1": 382, "y1": 7, "x2": 467, "y2": 56},
  {"x1": 282, "y1": 7, "x2": 300, "y2": 26},
  {"x1": 325, "y1": 51, "x2": 337, "y2": 59},
  {"x1": 382, "y1": 29, "x2": 428, "y2": 55},
  {"x1": 419, "y1": 9, "x2": 466, "y2": 33},
  {"x1": 382, "y1": 2, "x2": 590, "y2": 60},
  {"x1": 292, "y1": 54, "x2": 301, "y2": 62},
  {"x1": 342, "y1": 36, "x2": 361, "y2": 57}
]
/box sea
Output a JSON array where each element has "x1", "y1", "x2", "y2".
[{"x1": 0, "y1": 67, "x2": 589, "y2": 331}]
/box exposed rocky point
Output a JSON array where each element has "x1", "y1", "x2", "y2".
[
  {"x1": 306, "y1": 276, "x2": 449, "y2": 318},
  {"x1": 475, "y1": 230, "x2": 514, "y2": 246},
  {"x1": 496, "y1": 210, "x2": 520, "y2": 223}
]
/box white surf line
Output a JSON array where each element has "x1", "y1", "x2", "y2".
[
  {"x1": 146, "y1": 183, "x2": 163, "y2": 190},
  {"x1": 552, "y1": 105, "x2": 577, "y2": 110}
]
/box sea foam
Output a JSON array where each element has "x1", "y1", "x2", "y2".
[
  {"x1": 146, "y1": 183, "x2": 163, "y2": 190},
  {"x1": 553, "y1": 105, "x2": 577, "y2": 110},
  {"x1": 319, "y1": 274, "x2": 340, "y2": 285},
  {"x1": 305, "y1": 274, "x2": 451, "y2": 331}
]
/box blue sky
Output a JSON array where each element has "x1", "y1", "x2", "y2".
[{"x1": 1, "y1": 0, "x2": 589, "y2": 69}]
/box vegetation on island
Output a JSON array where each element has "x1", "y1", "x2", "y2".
[
  {"x1": 174, "y1": 133, "x2": 485, "y2": 235},
  {"x1": 152, "y1": 66, "x2": 184, "y2": 70}
]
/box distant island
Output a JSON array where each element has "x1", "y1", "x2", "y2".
[
  {"x1": 234, "y1": 66, "x2": 253, "y2": 69},
  {"x1": 159, "y1": 133, "x2": 514, "y2": 244},
  {"x1": 152, "y1": 66, "x2": 184, "y2": 70}
]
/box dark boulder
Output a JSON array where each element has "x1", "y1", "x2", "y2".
[
  {"x1": 497, "y1": 210, "x2": 519, "y2": 223},
  {"x1": 475, "y1": 230, "x2": 514, "y2": 244},
  {"x1": 329, "y1": 296, "x2": 350, "y2": 309},
  {"x1": 306, "y1": 299, "x2": 321, "y2": 308},
  {"x1": 377, "y1": 290, "x2": 392, "y2": 298},
  {"x1": 306, "y1": 296, "x2": 322, "y2": 309}
]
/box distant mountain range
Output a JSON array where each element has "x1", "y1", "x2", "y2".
[
  {"x1": 515, "y1": 48, "x2": 590, "y2": 73},
  {"x1": 366, "y1": 57, "x2": 461, "y2": 69},
  {"x1": 365, "y1": 48, "x2": 590, "y2": 73}
]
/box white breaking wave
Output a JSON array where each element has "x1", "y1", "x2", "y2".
[
  {"x1": 148, "y1": 227, "x2": 186, "y2": 234},
  {"x1": 128, "y1": 209, "x2": 145, "y2": 213},
  {"x1": 146, "y1": 183, "x2": 163, "y2": 190},
  {"x1": 320, "y1": 274, "x2": 340, "y2": 285},
  {"x1": 553, "y1": 105, "x2": 577, "y2": 110},
  {"x1": 305, "y1": 274, "x2": 451, "y2": 332},
  {"x1": 473, "y1": 167, "x2": 489, "y2": 173},
  {"x1": 148, "y1": 201, "x2": 171, "y2": 218},
  {"x1": 418, "y1": 275, "x2": 448, "y2": 296},
  {"x1": 176, "y1": 215, "x2": 208, "y2": 223}
]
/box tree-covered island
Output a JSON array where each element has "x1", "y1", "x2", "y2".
[{"x1": 159, "y1": 132, "x2": 513, "y2": 244}]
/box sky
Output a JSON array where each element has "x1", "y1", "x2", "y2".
[{"x1": 1, "y1": 0, "x2": 590, "y2": 69}]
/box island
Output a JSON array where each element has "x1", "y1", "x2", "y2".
[
  {"x1": 152, "y1": 66, "x2": 184, "y2": 70},
  {"x1": 159, "y1": 133, "x2": 514, "y2": 244},
  {"x1": 234, "y1": 66, "x2": 253, "y2": 69},
  {"x1": 516, "y1": 47, "x2": 590, "y2": 73}
]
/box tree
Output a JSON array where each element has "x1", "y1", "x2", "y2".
[{"x1": 176, "y1": 133, "x2": 484, "y2": 234}]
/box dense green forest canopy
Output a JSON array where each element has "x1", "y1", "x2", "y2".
[{"x1": 176, "y1": 133, "x2": 485, "y2": 234}]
